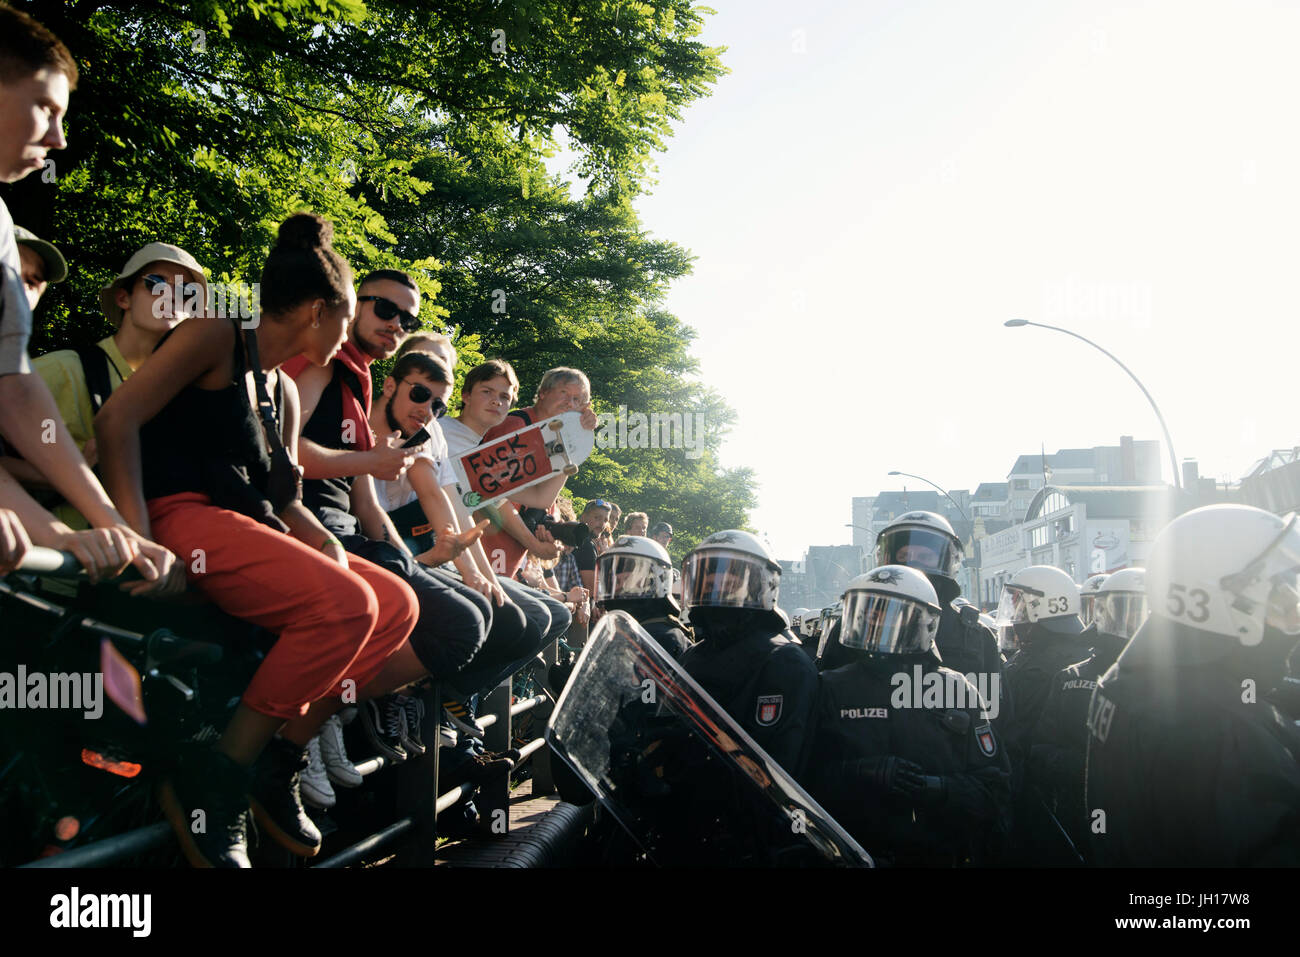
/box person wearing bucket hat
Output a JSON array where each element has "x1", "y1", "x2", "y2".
[
  {"x1": 16, "y1": 242, "x2": 206, "y2": 528},
  {"x1": 13, "y1": 225, "x2": 67, "y2": 311}
]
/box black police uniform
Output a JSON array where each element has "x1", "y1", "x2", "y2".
[
  {"x1": 931, "y1": 579, "x2": 1012, "y2": 732},
  {"x1": 678, "y1": 611, "x2": 818, "y2": 778},
  {"x1": 637, "y1": 613, "x2": 693, "y2": 662},
  {"x1": 1029, "y1": 626, "x2": 1127, "y2": 850},
  {"x1": 1086, "y1": 617, "x2": 1300, "y2": 866},
  {"x1": 1001, "y1": 621, "x2": 1095, "y2": 785},
  {"x1": 808, "y1": 652, "x2": 1012, "y2": 865}
]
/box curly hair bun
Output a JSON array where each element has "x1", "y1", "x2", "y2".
[{"x1": 276, "y1": 212, "x2": 334, "y2": 251}]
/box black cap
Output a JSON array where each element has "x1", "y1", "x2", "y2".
[{"x1": 650, "y1": 522, "x2": 673, "y2": 538}]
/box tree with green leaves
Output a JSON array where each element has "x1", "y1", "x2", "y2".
[{"x1": 1, "y1": 0, "x2": 754, "y2": 546}]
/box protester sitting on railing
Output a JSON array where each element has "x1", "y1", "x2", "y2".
[
  {"x1": 433, "y1": 360, "x2": 584, "y2": 829},
  {"x1": 95, "y1": 213, "x2": 423, "y2": 868},
  {"x1": 478, "y1": 367, "x2": 598, "y2": 575},
  {"x1": 363, "y1": 349, "x2": 545, "y2": 791},
  {"x1": 1, "y1": 243, "x2": 207, "y2": 531},
  {"x1": 0, "y1": 18, "x2": 182, "y2": 590},
  {"x1": 283, "y1": 268, "x2": 508, "y2": 764}
]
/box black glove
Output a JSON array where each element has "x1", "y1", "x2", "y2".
[
  {"x1": 841, "y1": 755, "x2": 926, "y2": 799},
  {"x1": 899, "y1": 773, "x2": 949, "y2": 808}
]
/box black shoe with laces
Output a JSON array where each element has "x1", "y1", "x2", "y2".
[
  {"x1": 397, "y1": 694, "x2": 427, "y2": 756},
  {"x1": 158, "y1": 749, "x2": 254, "y2": 869},
  {"x1": 247, "y1": 737, "x2": 323, "y2": 858},
  {"x1": 361, "y1": 696, "x2": 408, "y2": 763}
]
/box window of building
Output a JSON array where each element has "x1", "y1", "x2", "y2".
[
  {"x1": 1013, "y1": 478, "x2": 1034, "y2": 490},
  {"x1": 1040, "y1": 491, "x2": 1070, "y2": 516},
  {"x1": 1030, "y1": 524, "x2": 1050, "y2": 548}
]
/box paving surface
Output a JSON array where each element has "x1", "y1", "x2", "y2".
[{"x1": 435, "y1": 778, "x2": 591, "y2": 868}]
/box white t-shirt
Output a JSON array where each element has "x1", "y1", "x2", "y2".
[
  {"x1": 374, "y1": 419, "x2": 455, "y2": 512},
  {"x1": 0, "y1": 200, "x2": 33, "y2": 376},
  {"x1": 438, "y1": 416, "x2": 485, "y2": 460}
]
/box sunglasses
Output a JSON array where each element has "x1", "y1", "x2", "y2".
[
  {"x1": 359, "y1": 295, "x2": 421, "y2": 334},
  {"x1": 402, "y1": 379, "x2": 447, "y2": 419},
  {"x1": 138, "y1": 273, "x2": 171, "y2": 293}
]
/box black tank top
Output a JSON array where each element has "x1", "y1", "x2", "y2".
[{"x1": 140, "y1": 319, "x2": 286, "y2": 530}]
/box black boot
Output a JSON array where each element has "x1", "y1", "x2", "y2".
[
  {"x1": 158, "y1": 749, "x2": 254, "y2": 869},
  {"x1": 248, "y1": 737, "x2": 323, "y2": 858}
]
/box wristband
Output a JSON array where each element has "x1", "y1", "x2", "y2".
[{"x1": 320, "y1": 538, "x2": 341, "y2": 549}]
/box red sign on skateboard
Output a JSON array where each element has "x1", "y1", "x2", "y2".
[{"x1": 461, "y1": 428, "x2": 549, "y2": 500}]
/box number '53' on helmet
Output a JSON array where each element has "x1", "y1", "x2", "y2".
[
  {"x1": 1144, "y1": 504, "x2": 1300, "y2": 646},
  {"x1": 682, "y1": 530, "x2": 780, "y2": 613},
  {"x1": 874, "y1": 511, "x2": 964, "y2": 579},
  {"x1": 994, "y1": 565, "x2": 1084, "y2": 637},
  {"x1": 839, "y1": 565, "x2": 942, "y2": 655}
]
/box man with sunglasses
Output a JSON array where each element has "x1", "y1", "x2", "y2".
[{"x1": 285, "y1": 270, "x2": 527, "y2": 763}]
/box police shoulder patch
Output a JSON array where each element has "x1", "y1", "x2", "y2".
[
  {"x1": 755, "y1": 694, "x2": 783, "y2": 726},
  {"x1": 974, "y1": 721, "x2": 997, "y2": 758}
]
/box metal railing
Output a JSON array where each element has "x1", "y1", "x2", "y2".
[{"x1": 5, "y1": 548, "x2": 576, "y2": 869}]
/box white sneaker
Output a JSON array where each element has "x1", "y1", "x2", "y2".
[
  {"x1": 319, "y1": 714, "x2": 363, "y2": 788},
  {"x1": 301, "y1": 736, "x2": 336, "y2": 809}
]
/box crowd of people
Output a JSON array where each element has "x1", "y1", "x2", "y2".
[
  {"x1": 0, "y1": 6, "x2": 687, "y2": 867},
  {"x1": 3, "y1": 7, "x2": 1297, "y2": 871}
]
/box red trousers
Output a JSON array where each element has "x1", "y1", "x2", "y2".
[{"x1": 148, "y1": 493, "x2": 418, "y2": 720}]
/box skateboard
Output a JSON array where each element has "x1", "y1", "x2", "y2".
[{"x1": 447, "y1": 410, "x2": 595, "y2": 512}]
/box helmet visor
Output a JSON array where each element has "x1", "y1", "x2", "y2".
[
  {"x1": 1223, "y1": 512, "x2": 1300, "y2": 635},
  {"x1": 681, "y1": 550, "x2": 778, "y2": 611},
  {"x1": 596, "y1": 554, "x2": 665, "y2": 602},
  {"x1": 993, "y1": 587, "x2": 1029, "y2": 629},
  {"x1": 1080, "y1": 593, "x2": 1099, "y2": 627},
  {"x1": 875, "y1": 526, "x2": 962, "y2": 578},
  {"x1": 840, "y1": 592, "x2": 937, "y2": 654},
  {"x1": 1096, "y1": 592, "x2": 1148, "y2": 640}
]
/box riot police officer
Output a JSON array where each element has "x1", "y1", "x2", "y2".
[
  {"x1": 677, "y1": 530, "x2": 818, "y2": 778},
  {"x1": 594, "y1": 535, "x2": 693, "y2": 659},
  {"x1": 1030, "y1": 567, "x2": 1145, "y2": 854},
  {"x1": 1079, "y1": 573, "x2": 1109, "y2": 629},
  {"x1": 875, "y1": 512, "x2": 1011, "y2": 726},
  {"x1": 808, "y1": 565, "x2": 1012, "y2": 866},
  {"x1": 1087, "y1": 505, "x2": 1300, "y2": 866},
  {"x1": 995, "y1": 565, "x2": 1094, "y2": 767}
]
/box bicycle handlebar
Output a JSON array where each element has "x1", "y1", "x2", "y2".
[
  {"x1": 12, "y1": 546, "x2": 86, "y2": 577},
  {"x1": 10, "y1": 546, "x2": 141, "y2": 582}
]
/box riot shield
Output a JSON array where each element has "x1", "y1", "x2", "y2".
[{"x1": 546, "y1": 611, "x2": 872, "y2": 867}]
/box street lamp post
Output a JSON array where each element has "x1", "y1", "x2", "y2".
[
  {"x1": 1004, "y1": 319, "x2": 1182, "y2": 490},
  {"x1": 886, "y1": 470, "x2": 979, "y2": 601},
  {"x1": 887, "y1": 470, "x2": 972, "y2": 527}
]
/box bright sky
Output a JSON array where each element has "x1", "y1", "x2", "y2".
[{"x1": 624, "y1": 0, "x2": 1300, "y2": 559}]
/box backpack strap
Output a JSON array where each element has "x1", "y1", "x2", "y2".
[{"x1": 74, "y1": 342, "x2": 115, "y2": 414}]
